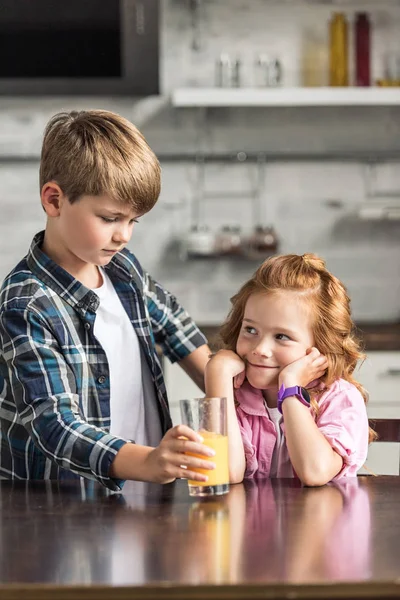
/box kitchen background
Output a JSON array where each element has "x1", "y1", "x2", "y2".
[
  {"x1": 1, "y1": 0, "x2": 400, "y2": 471},
  {"x1": 1, "y1": 0, "x2": 400, "y2": 325}
]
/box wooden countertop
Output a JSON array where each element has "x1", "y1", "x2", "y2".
[
  {"x1": 199, "y1": 321, "x2": 400, "y2": 352},
  {"x1": 1, "y1": 476, "x2": 400, "y2": 599}
]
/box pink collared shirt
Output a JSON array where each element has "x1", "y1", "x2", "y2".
[{"x1": 235, "y1": 378, "x2": 369, "y2": 480}]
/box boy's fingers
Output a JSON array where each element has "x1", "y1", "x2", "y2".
[
  {"x1": 179, "y1": 470, "x2": 209, "y2": 482},
  {"x1": 174, "y1": 439, "x2": 215, "y2": 457},
  {"x1": 166, "y1": 424, "x2": 203, "y2": 443},
  {"x1": 178, "y1": 454, "x2": 216, "y2": 471}
]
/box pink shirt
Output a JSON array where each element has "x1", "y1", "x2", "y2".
[{"x1": 235, "y1": 378, "x2": 369, "y2": 480}]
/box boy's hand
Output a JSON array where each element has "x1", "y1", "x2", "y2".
[
  {"x1": 206, "y1": 349, "x2": 246, "y2": 389},
  {"x1": 278, "y1": 347, "x2": 328, "y2": 389},
  {"x1": 143, "y1": 425, "x2": 216, "y2": 484}
]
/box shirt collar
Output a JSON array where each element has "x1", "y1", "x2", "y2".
[
  {"x1": 235, "y1": 380, "x2": 269, "y2": 417},
  {"x1": 26, "y1": 231, "x2": 140, "y2": 316}
]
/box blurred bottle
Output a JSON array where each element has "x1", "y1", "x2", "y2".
[
  {"x1": 329, "y1": 13, "x2": 349, "y2": 86},
  {"x1": 355, "y1": 13, "x2": 371, "y2": 86},
  {"x1": 380, "y1": 52, "x2": 400, "y2": 86},
  {"x1": 302, "y1": 32, "x2": 328, "y2": 87}
]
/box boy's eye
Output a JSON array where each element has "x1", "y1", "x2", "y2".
[
  {"x1": 276, "y1": 333, "x2": 291, "y2": 341},
  {"x1": 100, "y1": 217, "x2": 139, "y2": 224}
]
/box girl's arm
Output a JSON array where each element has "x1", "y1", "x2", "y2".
[
  {"x1": 204, "y1": 350, "x2": 246, "y2": 484},
  {"x1": 279, "y1": 348, "x2": 342, "y2": 486}
]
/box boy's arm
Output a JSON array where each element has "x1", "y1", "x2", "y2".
[
  {"x1": 0, "y1": 307, "x2": 128, "y2": 490},
  {"x1": 109, "y1": 424, "x2": 216, "y2": 483},
  {"x1": 177, "y1": 344, "x2": 211, "y2": 392},
  {"x1": 144, "y1": 272, "x2": 208, "y2": 366}
]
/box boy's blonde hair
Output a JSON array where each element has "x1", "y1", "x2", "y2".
[
  {"x1": 220, "y1": 253, "x2": 377, "y2": 443},
  {"x1": 40, "y1": 109, "x2": 161, "y2": 213}
]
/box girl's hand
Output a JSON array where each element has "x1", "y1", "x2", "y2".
[
  {"x1": 143, "y1": 425, "x2": 216, "y2": 484},
  {"x1": 279, "y1": 347, "x2": 328, "y2": 389},
  {"x1": 206, "y1": 349, "x2": 246, "y2": 389}
]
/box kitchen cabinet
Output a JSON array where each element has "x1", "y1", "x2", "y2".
[
  {"x1": 356, "y1": 351, "x2": 400, "y2": 419},
  {"x1": 163, "y1": 360, "x2": 203, "y2": 426},
  {"x1": 356, "y1": 351, "x2": 400, "y2": 475}
]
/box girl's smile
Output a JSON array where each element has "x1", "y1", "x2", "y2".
[
  {"x1": 236, "y1": 290, "x2": 315, "y2": 391},
  {"x1": 247, "y1": 362, "x2": 280, "y2": 370}
]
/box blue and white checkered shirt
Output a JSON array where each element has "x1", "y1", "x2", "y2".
[{"x1": 0, "y1": 231, "x2": 207, "y2": 490}]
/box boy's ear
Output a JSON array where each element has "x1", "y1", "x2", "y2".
[{"x1": 41, "y1": 181, "x2": 66, "y2": 217}]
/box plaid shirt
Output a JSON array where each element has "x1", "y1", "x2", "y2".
[{"x1": 0, "y1": 231, "x2": 207, "y2": 490}]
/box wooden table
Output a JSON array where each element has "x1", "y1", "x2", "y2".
[{"x1": 1, "y1": 476, "x2": 400, "y2": 599}]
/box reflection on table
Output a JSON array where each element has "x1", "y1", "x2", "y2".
[{"x1": 0, "y1": 476, "x2": 399, "y2": 598}]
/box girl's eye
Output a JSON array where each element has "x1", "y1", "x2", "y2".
[
  {"x1": 244, "y1": 326, "x2": 257, "y2": 335},
  {"x1": 276, "y1": 333, "x2": 291, "y2": 341},
  {"x1": 130, "y1": 218, "x2": 139, "y2": 224}
]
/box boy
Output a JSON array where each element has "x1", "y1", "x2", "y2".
[{"x1": 0, "y1": 110, "x2": 215, "y2": 491}]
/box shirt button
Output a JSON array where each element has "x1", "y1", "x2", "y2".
[
  {"x1": 97, "y1": 375, "x2": 106, "y2": 384},
  {"x1": 84, "y1": 322, "x2": 91, "y2": 330}
]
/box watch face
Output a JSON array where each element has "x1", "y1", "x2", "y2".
[{"x1": 301, "y1": 387, "x2": 311, "y2": 404}]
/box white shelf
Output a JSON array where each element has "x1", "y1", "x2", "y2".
[{"x1": 172, "y1": 87, "x2": 400, "y2": 108}]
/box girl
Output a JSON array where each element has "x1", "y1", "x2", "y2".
[{"x1": 205, "y1": 254, "x2": 372, "y2": 487}]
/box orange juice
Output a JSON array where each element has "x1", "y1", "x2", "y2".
[{"x1": 188, "y1": 431, "x2": 229, "y2": 487}]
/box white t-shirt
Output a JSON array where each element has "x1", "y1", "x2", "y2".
[
  {"x1": 92, "y1": 268, "x2": 161, "y2": 446},
  {"x1": 265, "y1": 404, "x2": 293, "y2": 478}
]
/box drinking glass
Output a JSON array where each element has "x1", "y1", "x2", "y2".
[{"x1": 180, "y1": 397, "x2": 229, "y2": 497}]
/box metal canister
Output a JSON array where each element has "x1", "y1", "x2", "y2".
[
  {"x1": 231, "y1": 58, "x2": 241, "y2": 87},
  {"x1": 268, "y1": 58, "x2": 282, "y2": 86},
  {"x1": 254, "y1": 54, "x2": 282, "y2": 87},
  {"x1": 215, "y1": 54, "x2": 232, "y2": 87},
  {"x1": 215, "y1": 54, "x2": 241, "y2": 87}
]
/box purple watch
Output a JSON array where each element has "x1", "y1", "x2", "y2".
[{"x1": 277, "y1": 384, "x2": 311, "y2": 414}]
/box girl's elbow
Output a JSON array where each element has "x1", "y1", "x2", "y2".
[
  {"x1": 298, "y1": 466, "x2": 332, "y2": 487},
  {"x1": 229, "y1": 463, "x2": 245, "y2": 484},
  {"x1": 230, "y1": 472, "x2": 244, "y2": 485}
]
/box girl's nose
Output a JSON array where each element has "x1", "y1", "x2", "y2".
[{"x1": 252, "y1": 342, "x2": 273, "y2": 358}]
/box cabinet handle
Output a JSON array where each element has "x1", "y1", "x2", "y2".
[{"x1": 382, "y1": 369, "x2": 400, "y2": 377}]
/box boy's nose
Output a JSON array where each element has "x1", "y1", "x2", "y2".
[{"x1": 113, "y1": 224, "x2": 131, "y2": 244}]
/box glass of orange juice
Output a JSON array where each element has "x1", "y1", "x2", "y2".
[{"x1": 180, "y1": 397, "x2": 229, "y2": 497}]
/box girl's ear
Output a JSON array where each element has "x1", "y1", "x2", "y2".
[{"x1": 41, "y1": 181, "x2": 66, "y2": 217}]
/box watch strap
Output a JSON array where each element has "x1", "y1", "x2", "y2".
[{"x1": 277, "y1": 384, "x2": 310, "y2": 414}]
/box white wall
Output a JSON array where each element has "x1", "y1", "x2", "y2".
[{"x1": 0, "y1": 0, "x2": 400, "y2": 325}]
